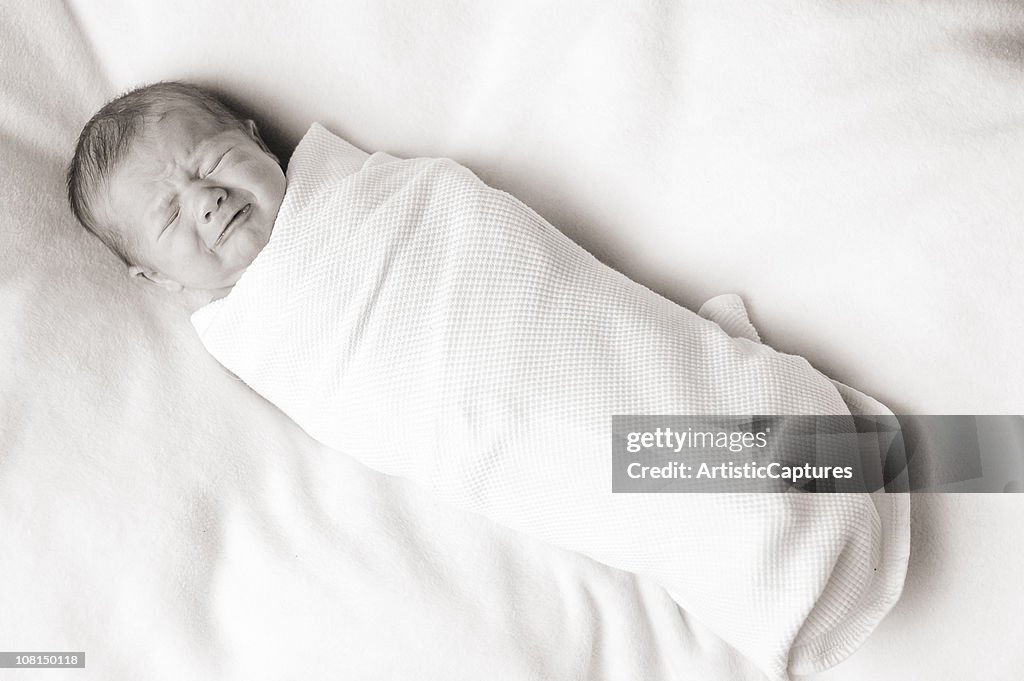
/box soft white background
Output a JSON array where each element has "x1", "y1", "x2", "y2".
[{"x1": 1, "y1": 0, "x2": 1022, "y2": 679}]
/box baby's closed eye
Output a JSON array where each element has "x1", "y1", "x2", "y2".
[
  {"x1": 202, "y1": 149, "x2": 232, "y2": 178},
  {"x1": 164, "y1": 206, "x2": 179, "y2": 229}
]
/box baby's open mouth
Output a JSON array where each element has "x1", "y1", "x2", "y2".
[{"x1": 214, "y1": 203, "x2": 251, "y2": 249}]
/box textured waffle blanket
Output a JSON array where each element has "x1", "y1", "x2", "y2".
[{"x1": 192, "y1": 124, "x2": 909, "y2": 680}]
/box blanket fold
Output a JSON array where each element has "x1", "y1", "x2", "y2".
[{"x1": 193, "y1": 124, "x2": 909, "y2": 680}]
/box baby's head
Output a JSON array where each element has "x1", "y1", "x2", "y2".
[{"x1": 67, "y1": 81, "x2": 286, "y2": 299}]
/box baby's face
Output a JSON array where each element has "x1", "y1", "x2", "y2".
[{"x1": 97, "y1": 105, "x2": 286, "y2": 294}]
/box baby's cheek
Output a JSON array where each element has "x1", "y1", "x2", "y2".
[{"x1": 233, "y1": 228, "x2": 268, "y2": 267}]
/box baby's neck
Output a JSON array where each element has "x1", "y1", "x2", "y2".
[{"x1": 180, "y1": 285, "x2": 234, "y2": 314}]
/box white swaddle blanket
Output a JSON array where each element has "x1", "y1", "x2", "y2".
[{"x1": 192, "y1": 124, "x2": 909, "y2": 680}]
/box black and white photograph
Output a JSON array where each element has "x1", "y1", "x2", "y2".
[{"x1": 1, "y1": 1, "x2": 1022, "y2": 679}]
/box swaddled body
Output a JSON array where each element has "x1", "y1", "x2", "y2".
[{"x1": 192, "y1": 124, "x2": 909, "y2": 681}]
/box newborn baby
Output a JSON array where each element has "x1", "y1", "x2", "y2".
[{"x1": 68, "y1": 81, "x2": 909, "y2": 681}]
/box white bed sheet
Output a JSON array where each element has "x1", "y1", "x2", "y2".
[{"x1": 2, "y1": 0, "x2": 1022, "y2": 679}]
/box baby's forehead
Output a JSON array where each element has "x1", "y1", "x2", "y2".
[
  {"x1": 109, "y1": 107, "x2": 237, "y2": 189},
  {"x1": 97, "y1": 107, "x2": 232, "y2": 212},
  {"x1": 139, "y1": 104, "x2": 234, "y2": 155}
]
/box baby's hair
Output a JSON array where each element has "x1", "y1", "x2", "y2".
[{"x1": 66, "y1": 80, "x2": 249, "y2": 266}]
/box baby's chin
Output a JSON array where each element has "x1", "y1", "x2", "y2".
[
  {"x1": 221, "y1": 221, "x2": 273, "y2": 275},
  {"x1": 178, "y1": 219, "x2": 275, "y2": 309}
]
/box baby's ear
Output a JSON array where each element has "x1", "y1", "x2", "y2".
[
  {"x1": 129, "y1": 265, "x2": 183, "y2": 293},
  {"x1": 247, "y1": 119, "x2": 279, "y2": 163}
]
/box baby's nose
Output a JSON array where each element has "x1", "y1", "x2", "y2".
[{"x1": 200, "y1": 188, "x2": 228, "y2": 223}]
